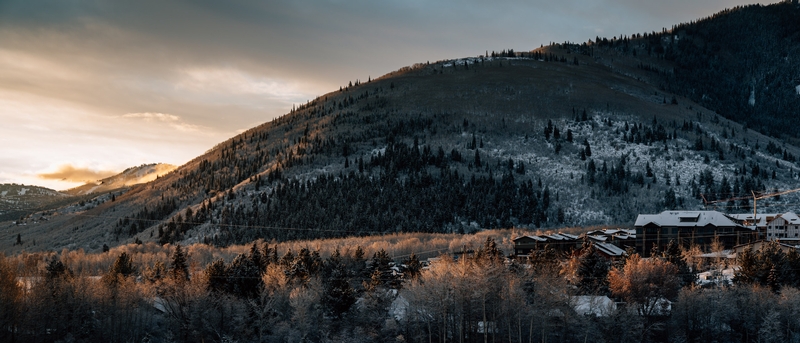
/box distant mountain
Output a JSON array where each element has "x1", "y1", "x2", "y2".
[
  {"x1": 0, "y1": 184, "x2": 68, "y2": 222},
  {"x1": 4, "y1": 2, "x2": 800, "y2": 253},
  {"x1": 0, "y1": 163, "x2": 175, "y2": 228},
  {"x1": 63, "y1": 163, "x2": 176, "y2": 196}
]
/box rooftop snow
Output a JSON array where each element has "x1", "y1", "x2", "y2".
[{"x1": 635, "y1": 210, "x2": 746, "y2": 228}]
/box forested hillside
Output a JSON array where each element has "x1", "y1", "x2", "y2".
[
  {"x1": 4, "y1": 2, "x2": 800, "y2": 253},
  {"x1": 663, "y1": 3, "x2": 800, "y2": 140}
]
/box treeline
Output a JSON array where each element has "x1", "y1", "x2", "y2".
[{"x1": 5, "y1": 238, "x2": 800, "y2": 342}]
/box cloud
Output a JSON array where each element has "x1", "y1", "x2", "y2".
[
  {"x1": 122, "y1": 112, "x2": 202, "y2": 132},
  {"x1": 37, "y1": 164, "x2": 119, "y2": 183},
  {"x1": 122, "y1": 112, "x2": 179, "y2": 121}
]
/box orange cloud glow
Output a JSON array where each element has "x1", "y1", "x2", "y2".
[{"x1": 37, "y1": 164, "x2": 119, "y2": 183}]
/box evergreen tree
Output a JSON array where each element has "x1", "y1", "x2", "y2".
[
  {"x1": 322, "y1": 262, "x2": 355, "y2": 318},
  {"x1": 402, "y1": 253, "x2": 422, "y2": 280},
  {"x1": 576, "y1": 242, "x2": 610, "y2": 295},
  {"x1": 583, "y1": 139, "x2": 592, "y2": 157},
  {"x1": 169, "y1": 245, "x2": 189, "y2": 283},
  {"x1": 103, "y1": 252, "x2": 136, "y2": 287},
  {"x1": 226, "y1": 253, "x2": 262, "y2": 298},
  {"x1": 661, "y1": 240, "x2": 694, "y2": 286},
  {"x1": 205, "y1": 259, "x2": 227, "y2": 293}
]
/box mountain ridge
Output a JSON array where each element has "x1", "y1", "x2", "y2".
[{"x1": 4, "y1": 2, "x2": 800, "y2": 253}]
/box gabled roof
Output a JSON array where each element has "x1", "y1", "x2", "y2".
[
  {"x1": 729, "y1": 213, "x2": 778, "y2": 227},
  {"x1": 634, "y1": 210, "x2": 748, "y2": 229},
  {"x1": 594, "y1": 242, "x2": 626, "y2": 257},
  {"x1": 546, "y1": 234, "x2": 569, "y2": 241},
  {"x1": 779, "y1": 212, "x2": 800, "y2": 223},
  {"x1": 513, "y1": 235, "x2": 547, "y2": 242},
  {"x1": 587, "y1": 235, "x2": 607, "y2": 242}
]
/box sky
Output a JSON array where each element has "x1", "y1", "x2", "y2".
[{"x1": 0, "y1": 0, "x2": 775, "y2": 190}]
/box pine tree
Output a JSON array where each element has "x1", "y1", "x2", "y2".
[
  {"x1": 204, "y1": 259, "x2": 227, "y2": 293},
  {"x1": 402, "y1": 253, "x2": 422, "y2": 280},
  {"x1": 576, "y1": 242, "x2": 610, "y2": 295},
  {"x1": 169, "y1": 245, "x2": 190, "y2": 283},
  {"x1": 226, "y1": 253, "x2": 262, "y2": 298},
  {"x1": 583, "y1": 139, "x2": 592, "y2": 157},
  {"x1": 322, "y1": 262, "x2": 355, "y2": 318},
  {"x1": 103, "y1": 252, "x2": 136, "y2": 287}
]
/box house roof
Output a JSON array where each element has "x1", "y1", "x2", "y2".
[
  {"x1": 634, "y1": 210, "x2": 748, "y2": 229},
  {"x1": 729, "y1": 213, "x2": 778, "y2": 227},
  {"x1": 546, "y1": 234, "x2": 569, "y2": 241},
  {"x1": 587, "y1": 235, "x2": 607, "y2": 242},
  {"x1": 594, "y1": 242, "x2": 627, "y2": 257},
  {"x1": 778, "y1": 212, "x2": 800, "y2": 223},
  {"x1": 513, "y1": 235, "x2": 547, "y2": 242}
]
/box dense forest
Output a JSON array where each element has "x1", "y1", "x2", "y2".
[
  {"x1": 596, "y1": 2, "x2": 800, "y2": 139},
  {"x1": 4, "y1": 236, "x2": 800, "y2": 343}
]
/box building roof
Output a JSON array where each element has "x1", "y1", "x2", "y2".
[
  {"x1": 571, "y1": 296, "x2": 616, "y2": 317},
  {"x1": 634, "y1": 210, "x2": 748, "y2": 229},
  {"x1": 587, "y1": 235, "x2": 607, "y2": 242},
  {"x1": 513, "y1": 235, "x2": 547, "y2": 242},
  {"x1": 546, "y1": 234, "x2": 569, "y2": 241},
  {"x1": 594, "y1": 242, "x2": 627, "y2": 257},
  {"x1": 728, "y1": 213, "x2": 778, "y2": 227},
  {"x1": 777, "y1": 212, "x2": 800, "y2": 223}
]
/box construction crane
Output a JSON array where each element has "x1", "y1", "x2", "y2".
[{"x1": 702, "y1": 187, "x2": 800, "y2": 218}]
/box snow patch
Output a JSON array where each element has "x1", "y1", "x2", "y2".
[
  {"x1": 17, "y1": 188, "x2": 28, "y2": 196},
  {"x1": 0, "y1": 191, "x2": 6, "y2": 197}
]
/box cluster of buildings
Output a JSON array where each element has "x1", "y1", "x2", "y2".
[
  {"x1": 513, "y1": 210, "x2": 800, "y2": 258},
  {"x1": 512, "y1": 228, "x2": 631, "y2": 259}
]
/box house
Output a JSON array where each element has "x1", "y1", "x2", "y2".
[
  {"x1": 764, "y1": 212, "x2": 800, "y2": 243},
  {"x1": 512, "y1": 235, "x2": 548, "y2": 255},
  {"x1": 634, "y1": 210, "x2": 758, "y2": 257},
  {"x1": 728, "y1": 213, "x2": 777, "y2": 232}
]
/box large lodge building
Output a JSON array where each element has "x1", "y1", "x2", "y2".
[{"x1": 634, "y1": 211, "x2": 758, "y2": 257}]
